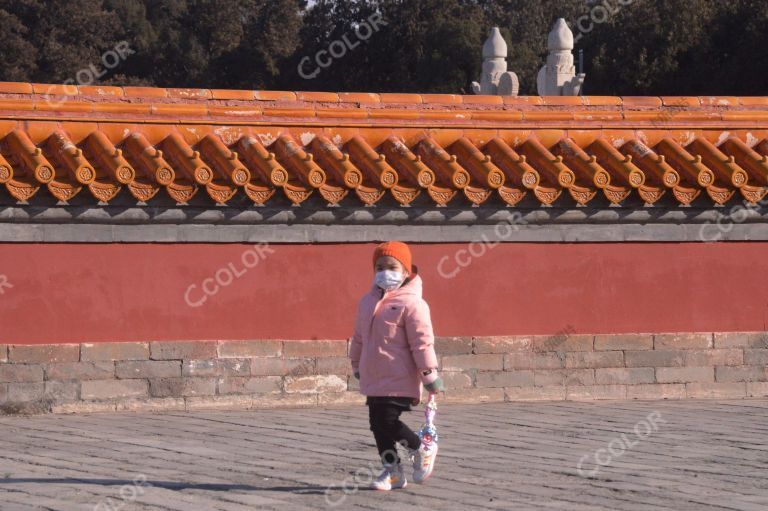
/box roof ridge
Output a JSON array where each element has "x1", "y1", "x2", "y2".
[{"x1": 0, "y1": 81, "x2": 765, "y2": 111}]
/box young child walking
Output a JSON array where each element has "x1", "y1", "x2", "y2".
[{"x1": 349, "y1": 241, "x2": 445, "y2": 490}]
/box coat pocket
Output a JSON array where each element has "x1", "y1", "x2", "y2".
[
  {"x1": 381, "y1": 320, "x2": 399, "y2": 340},
  {"x1": 377, "y1": 305, "x2": 405, "y2": 342}
]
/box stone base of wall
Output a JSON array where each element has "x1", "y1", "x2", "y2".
[{"x1": 1, "y1": 333, "x2": 767, "y2": 415}]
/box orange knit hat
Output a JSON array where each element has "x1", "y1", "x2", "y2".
[{"x1": 372, "y1": 241, "x2": 412, "y2": 273}]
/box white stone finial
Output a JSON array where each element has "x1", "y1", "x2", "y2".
[
  {"x1": 471, "y1": 27, "x2": 519, "y2": 96},
  {"x1": 537, "y1": 18, "x2": 585, "y2": 96},
  {"x1": 483, "y1": 27, "x2": 507, "y2": 58},
  {"x1": 547, "y1": 18, "x2": 574, "y2": 51}
]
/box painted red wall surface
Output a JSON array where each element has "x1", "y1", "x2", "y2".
[{"x1": 1, "y1": 242, "x2": 767, "y2": 344}]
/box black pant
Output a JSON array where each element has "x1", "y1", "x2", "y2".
[{"x1": 368, "y1": 400, "x2": 421, "y2": 465}]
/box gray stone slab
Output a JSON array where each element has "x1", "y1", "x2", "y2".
[
  {"x1": 0, "y1": 400, "x2": 767, "y2": 510},
  {"x1": 2, "y1": 222, "x2": 768, "y2": 243},
  {"x1": 1, "y1": 203, "x2": 767, "y2": 226},
  {"x1": 0, "y1": 201, "x2": 767, "y2": 242}
]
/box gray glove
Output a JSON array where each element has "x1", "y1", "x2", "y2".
[{"x1": 424, "y1": 376, "x2": 444, "y2": 393}]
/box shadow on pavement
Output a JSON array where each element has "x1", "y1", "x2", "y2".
[{"x1": 0, "y1": 478, "x2": 328, "y2": 494}]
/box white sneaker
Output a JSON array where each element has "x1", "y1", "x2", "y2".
[
  {"x1": 369, "y1": 463, "x2": 407, "y2": 491},
  {"x1": 411, "y1": 443, "x2": 438, "y2": 483}
]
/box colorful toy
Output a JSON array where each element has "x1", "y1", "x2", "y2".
[{"x1": 417, "y1": 393, "x2": 438, "y2": 448}]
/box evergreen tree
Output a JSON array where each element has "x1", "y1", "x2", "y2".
[
  {"x1": 0, "y1": 0, "x2": 763, "y2": 96},
  {"x1": 0, "y1": 3, "x2": 37, "y2": 82}
]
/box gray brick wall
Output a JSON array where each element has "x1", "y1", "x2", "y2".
[{"x1": 1, "y1": 332, "x2": 767, "y2": 414}]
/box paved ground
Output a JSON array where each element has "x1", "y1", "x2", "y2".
[{"x1": 0, "y1": 400, "x2": 767, "y2": 511}]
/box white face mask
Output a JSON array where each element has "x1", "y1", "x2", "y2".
[{"x1": 375, "y1": 270, "x2": 405, "y2": 291}]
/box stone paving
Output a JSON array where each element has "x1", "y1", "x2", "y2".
[{"x1": 0, "y1": 399, "x2": 767, "y2": 510}]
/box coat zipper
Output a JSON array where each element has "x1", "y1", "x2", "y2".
[{"x1": 367, "y1": 288, "x2": 386, "y2": 339}]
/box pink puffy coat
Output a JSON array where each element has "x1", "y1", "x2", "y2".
[{"x1": 349, "y1": 272, "x2": 439, "y2": 400}]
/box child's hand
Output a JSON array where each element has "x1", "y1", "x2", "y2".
[{"x1": 424, "y1": 376, "x2": 444, "y2": 393}]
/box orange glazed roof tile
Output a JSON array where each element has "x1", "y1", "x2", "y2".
[{"x1": 0, "y1": 82, "x2": 767, "y2": 207}]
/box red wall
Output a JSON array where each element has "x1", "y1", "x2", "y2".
[{"x1": 1, "y1": 242, "x2": 767, "y2": 344}]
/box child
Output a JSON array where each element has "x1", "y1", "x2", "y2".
[{"x1": 349, "y1": 241, "x2": 445, "y2": 490}]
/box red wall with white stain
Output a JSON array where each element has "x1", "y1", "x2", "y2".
[{"x1": 1, "y1": 242, "x2": 767, "y2": 344}]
